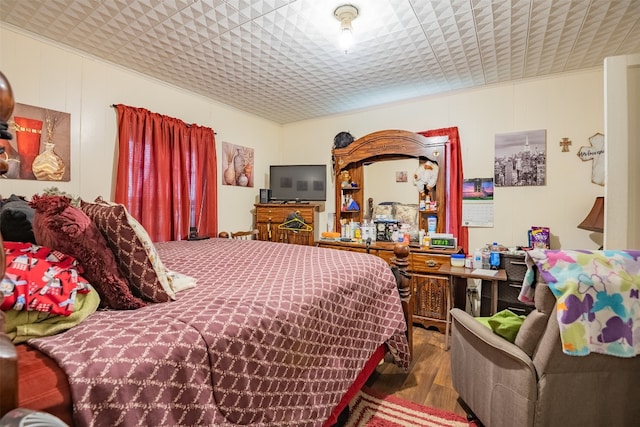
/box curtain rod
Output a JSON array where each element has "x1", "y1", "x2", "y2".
[{"x1": 110, "y1": 104, "x2": 216, "y2": 134}]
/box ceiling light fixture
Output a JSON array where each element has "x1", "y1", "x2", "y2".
[{"x1": 334, "y1": 4, "x2": 358, "y2": 53}]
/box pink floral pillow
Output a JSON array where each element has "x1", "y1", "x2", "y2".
[{"x1": 30, "y1": 195, "x2": 145, "y2": 310}]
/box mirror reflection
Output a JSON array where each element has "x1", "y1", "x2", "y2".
[{"x1": 364, "y1": 158, "x2": 421, "y2": 218}]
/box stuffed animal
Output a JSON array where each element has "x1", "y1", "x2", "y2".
[{"x1": 413, "y1": 160, "x2": 439, "y2": 197}]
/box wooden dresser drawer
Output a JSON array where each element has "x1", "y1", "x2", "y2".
[
  {"x1": 410, "y1": 253, "x2": 449, "y2": 273},
  {"x1": 255, "y1": 206, "x2": 315, "y2": 224},
  {"x1": 254, "y1": 204, "x2": 320, "y2": 246},
  {"x1": 376, "y1": 250, "x2": 396, "y2": 265}
]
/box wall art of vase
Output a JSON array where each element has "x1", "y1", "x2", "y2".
[
  {"x1": 0, "y1": 138, "x2": 21, "y2": 179},
  {"x1": 221, "y1": 141, "x2": 254, "y2": 187},
  {"x1": 223, "y1": 149, "x2": 236, "y2": 185},
  {"x1": 14, "y1": 116, "x2": 43, "y2": 180},
  {"x1": 32, "y1": 142, "x2": 65, "y2": 180}
]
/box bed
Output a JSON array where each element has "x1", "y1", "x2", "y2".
[{"x1": 1, "y1": 236, "x2": 410, "y2": 426}]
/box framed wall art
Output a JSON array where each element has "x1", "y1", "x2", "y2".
[
  {"x1": 2, "y1": 103, "x2": 71, "y2": 181},
  {"x1": 494, "y1": 129, "x2": 546, "y2": 187},
  {"x1": 222, "y1": 141, "x2": 254, "y2": 187}
]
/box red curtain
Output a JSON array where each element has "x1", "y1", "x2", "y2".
[
  {"x1": 418, "y1": 127, "x2": 468, "y2": 254},
  {"x1": 114, "y1": 105, "x2": 217, "y2": 242}
]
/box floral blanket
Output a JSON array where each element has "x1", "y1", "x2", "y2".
[{"x1": 519, "y1": 249, "x2": 640, "y2": 357}]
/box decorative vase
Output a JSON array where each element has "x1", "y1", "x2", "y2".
[
  {"x1": 243, "y1": 164, "x2": 253, "y2": 185},
  {"x1": 233, "y1": 148, "x2": 243, "y2": 183},
  {"x1": 0, "y1": 139, "x2": 21, "y2": 179},
  {"x1": 224, "y1": 155, "x2": 236, "y2": 185},
  {"x1": 14, "y1": 116, "x2": 43, "y2": 179},
  {"x1": 32, "y1": 142, "x2": 65, "y2": 181},
  {"x1": 237, "y1": 173, "x2": 248, "y2": 187}
]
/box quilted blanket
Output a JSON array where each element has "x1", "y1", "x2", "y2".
[
  {"x1": 519, "y1": 249, "x2": 640, "y2": 357},
  {"x1": 27, "y1": 238, "x2": 410, "y2": 426}
]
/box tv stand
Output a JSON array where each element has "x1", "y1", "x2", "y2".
[{"x1": 254, "y1": 203, "x2": 319, "y2": 245}]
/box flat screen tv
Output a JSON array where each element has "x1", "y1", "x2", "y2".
[{"x1": 269, "y1": 164, "x2": 327, "y2": 202}]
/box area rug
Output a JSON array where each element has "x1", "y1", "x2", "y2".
[{"x1": 346, "y1": 387, "x2": 470, "y2": 427}]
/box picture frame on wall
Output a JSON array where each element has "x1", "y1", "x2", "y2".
[
  {"x1": 222, "y1": 141, "x2": 254, "y2": 187},
  {"x1": 395, "y1": 171, "x2": 408, "y2": 182},
  {"x1": 2, "y1": 103, "x2": 71, "y2": 181},
  {"x1": 494, "y1": 129, "x2": 546, "y2": 187}
]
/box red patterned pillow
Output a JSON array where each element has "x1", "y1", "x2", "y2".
[
  {"x1": 1, "y1": 242, "x2": 92, "y2": 316},
  {"x1": 80, "y1": 199, "x2": 174, "y2": 302},
  {"x1": 30, "y1": 195, "x2": 145, "y2": 310}
]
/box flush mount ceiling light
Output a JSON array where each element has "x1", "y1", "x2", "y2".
[{"x1": 334, "y1": 4, "x2": 358, "y2": 53}]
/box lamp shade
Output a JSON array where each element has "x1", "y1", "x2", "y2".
[{"x1": 578, "y1": 196, "x2": 604, "y2": 232}]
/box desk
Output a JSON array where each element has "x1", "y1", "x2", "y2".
[
  {"x1": 316, "y1": 239, "x2": 461, "y2": 332},
  {"x1": 437, "y1": 264, "x2": 508, "y2": 349}
]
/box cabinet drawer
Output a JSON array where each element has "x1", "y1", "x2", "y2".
[
  {"x1": 410, "y1": 253, "x2": 449, "y2": 273},
  {"x1": 496, "y1": 300, "x2": 534, "y2": 316},
  {"x1": 502, "y1": 255, "x2": 527, "y2": 282},
  {"x1": 499, "y1": 281, "x2": 525, "y2": 303},
  {"x1": 480, "y1": 296, "x2": 534, "y2": 316},
  {"x1": 412, "y1": 274, "x2": 448, "y2": 320},
  {"x1": 256, "y1": 207, "x2": 315, "y2": 224},
  {"x1": 376, "y1": 250, "x2": 396, "y2": 266}
]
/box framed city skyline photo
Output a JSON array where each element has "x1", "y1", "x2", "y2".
[{"x1": 494, "y1": 129, "x2": 546, "y2": 187}]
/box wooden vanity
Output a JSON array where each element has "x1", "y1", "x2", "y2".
[{"x1": 323, "y1": 129, "x2": 460, "y2": 333}]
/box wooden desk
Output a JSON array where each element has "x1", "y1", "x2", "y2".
[
  {"x1": 317, "y1": 239, "x2": 461, "y2": 331},
  {"x1": 437, "y1": 265, "x2": 508, "y2": 349}
]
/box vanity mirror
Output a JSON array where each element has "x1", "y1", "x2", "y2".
[{"x1": 332, "y1": 129, "x2": 448, "y2": 236}]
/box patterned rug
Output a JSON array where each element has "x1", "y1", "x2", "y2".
[{"x1": 346, "y1": 388, "x2": 470, "y2": 427}]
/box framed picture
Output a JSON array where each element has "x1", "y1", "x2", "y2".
[
  {"x1": 221, "y1": 141, "x2": 254, "y2": 187},
  {"x1": 2, "y1": 103, "x2": 71, "y2": 181},
  {"x1": 494, "y1": 129, "x2": 546, "y2": 187},
  {"x1": 395, "y1": 171, "x2": 407, "y2": 182}
]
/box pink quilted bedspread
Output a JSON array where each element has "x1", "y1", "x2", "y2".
[{"x1": 28, "y1": 238, "x2": 410, "y2": 426}]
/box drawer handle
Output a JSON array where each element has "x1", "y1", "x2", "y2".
[
  {"x1": 506, "y1": 306, "x2": 527, "y2": 314},
  {"x1": 510, "y1": 261, "x2": 527, "y2": 266},
  {"x1": 425, "y1": 260, "x2": 437, "y2": 267},
  {"x1": 508, "y1": 283, "x2": 523, "y2": 289}
]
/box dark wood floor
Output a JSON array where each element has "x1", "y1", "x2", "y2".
[{"x1": 364, "y1": 325, "x2": 468, "y2": 417}]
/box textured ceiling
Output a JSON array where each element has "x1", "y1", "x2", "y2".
[{"x1": 1, "y1": 0, "x2": 639, "y2": 124}]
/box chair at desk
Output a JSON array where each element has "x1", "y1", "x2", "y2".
[{"x1": 230, "y1": 230, "x2": 259, "y2": 240}]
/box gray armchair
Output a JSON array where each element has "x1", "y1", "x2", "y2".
[{"x1": 450, "y1": 278, "x2": 640, "y2": 427}]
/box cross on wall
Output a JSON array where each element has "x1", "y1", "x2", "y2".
[{"x1": 577, "y1": 133, "x2": 605, "y2": 186}]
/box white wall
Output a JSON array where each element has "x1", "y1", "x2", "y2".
[
  {"x1": 0, "y1": 26, "x2": 282, "y2": 234},
  {"x1": 604, "y1": 53, "x2": 640, "y2": 249},
  {"x1": 2, "y1": 26, "x2": 617, "y2": 250},
  {"x1": 282, "y1": 70, "x2": 606, "y2": 252}
]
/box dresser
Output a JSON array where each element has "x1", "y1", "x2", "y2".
[
  {"x1": 480, "y1": 253, "x2": 532, "y2": 316},
  {"x1": 316, "y1": 240, "x2": 460, "y2": 333},
  {"x1": 254, "y1": 203, "x2": 319, "y2": 246}
]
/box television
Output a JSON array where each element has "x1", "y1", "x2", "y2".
[{"x1": 269, "y1": 164, "x2": 327, "y2": 202}]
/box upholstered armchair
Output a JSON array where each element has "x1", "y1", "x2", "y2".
[{"x1": 450, "y1": 277, "x2": 640, "y2": 427}]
